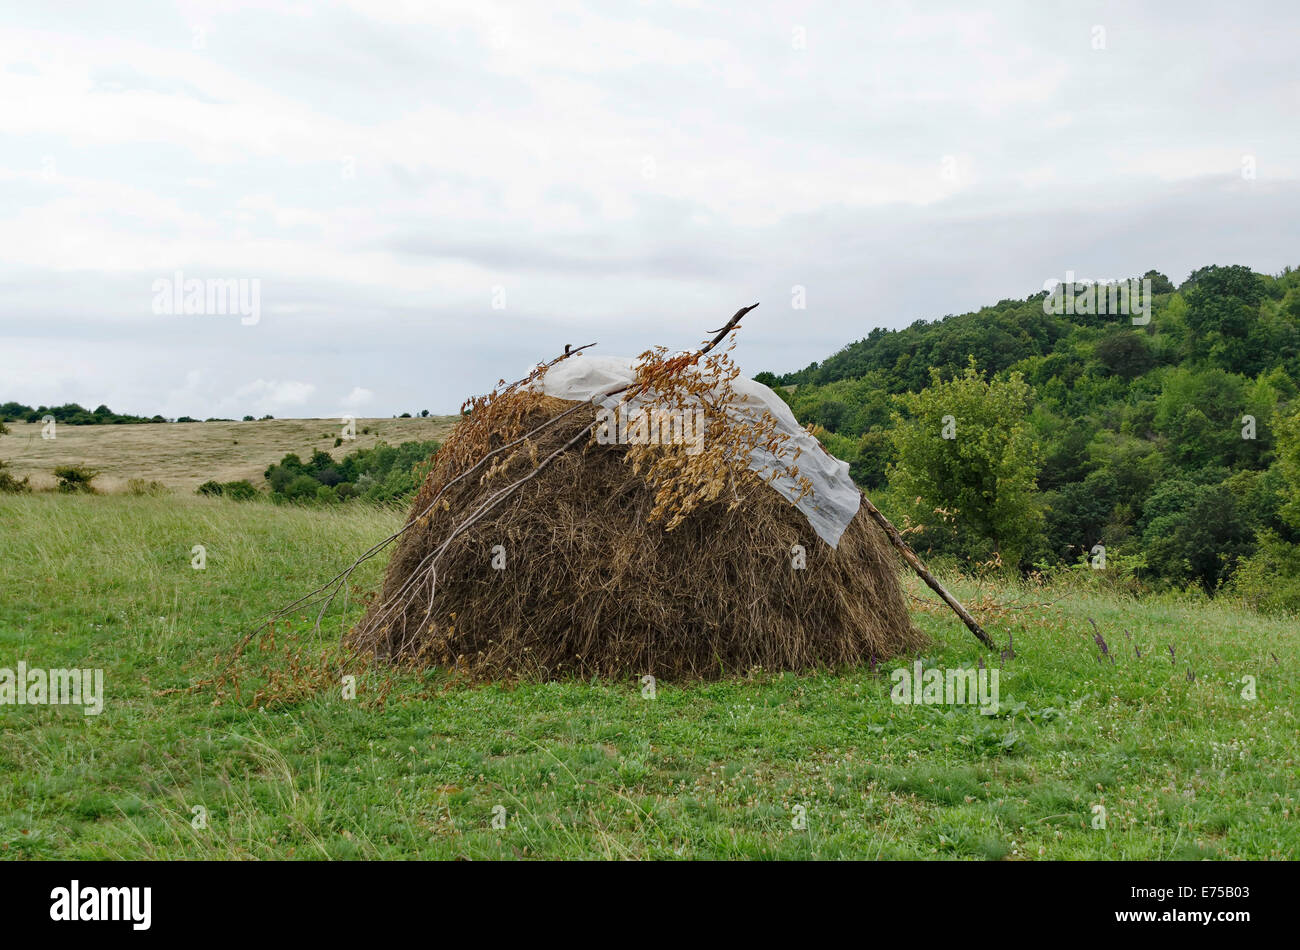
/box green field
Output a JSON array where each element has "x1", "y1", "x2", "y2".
[{"x1": 1, "y1": 493, "x2": 1296, "y2": 859}]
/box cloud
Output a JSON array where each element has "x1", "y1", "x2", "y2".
[
  {"x1": 230, "y1": 379, "x2": 316, "y2": 415},
  {"x1": 339, "y1": 386, "x2": 374, "y2": 410},
  {"x1": 1, "y1": 1, "x2": 1298, "y2": 416}
]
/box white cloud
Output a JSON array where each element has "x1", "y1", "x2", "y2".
[
  {"x1": 229, "y1": 379, "x2": 315, "y2": 415},
  {"x1": 339, "y1": 386, "x2": 373, "y2": 410},
  {"x1": 1, "y1": 0, "x2": 1298, "y2": 415}
]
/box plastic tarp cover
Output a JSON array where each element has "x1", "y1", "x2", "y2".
[{"x1": 535, "y1": 354, "x2": 862, "y2": 548}]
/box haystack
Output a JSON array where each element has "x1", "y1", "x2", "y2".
[{"x1": 347, "y1": 380, "x2": 927, "y2": 680}]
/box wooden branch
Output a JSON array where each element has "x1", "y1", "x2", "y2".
[
  {"x1": 702, "y1": 303, "x2": 760, "y2": 355},
  {"x1": 549, "y1": 342, "x2": 596, "y2": 365},
  {"x1": 858, "y1": 492, "x2": 995, "y2": 650}
]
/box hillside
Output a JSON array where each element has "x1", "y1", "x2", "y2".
[
  {"x1": 761, "y1": 265, "x2": 1300, "y2": 610},
  {"x1": 0, "y1": 416, "x2": 456, "y2": 493}
]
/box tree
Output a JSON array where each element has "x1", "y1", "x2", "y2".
[
  {"x1": 1143, "y1": 269, "x2": 1176, "y2": 295},
  {"x1": 1095, "y1": 329, "x2": 1154, "y2": 380},
  {"x1": 814, "y1": 399, "x2": 850, "y2": 433},
  {"x1": 1276, "y1": 409, "x2": 1300, "y2": 518},
  {"x1": 1152, "y1": 366, "x2": 1253, "y2": 469},
  {"x1": 1226, "y1": 408, "x2": 1300, "y2": 610},
  {"x1": 888, "y1": 362, "x2": 1042, "y2": 567},
  {"x1": 1184, "y1": 264, "x2": 1266, "y2": 371},
  {"x1": 1140, "y1": 480, "x2": 1253, "y2": 592}
]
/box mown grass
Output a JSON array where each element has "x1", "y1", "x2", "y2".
[
  {"x1": 1, "y1": 493, "x2": 1296, "y2": 859},
  {"x1": 2, "y1": 415, "x2": 455, "y2": 493}
]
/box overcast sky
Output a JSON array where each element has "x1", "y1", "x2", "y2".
[{"x1": 2, "y1": 0, "x2": 1298, "y2": 418}]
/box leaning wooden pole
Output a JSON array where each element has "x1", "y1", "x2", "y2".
[
  {"x1": 858, "y1": 492, "x2": 995, "y2": 650},
  {"x1": 707, "y1": 301, "x2": 990, "y2": 650}
]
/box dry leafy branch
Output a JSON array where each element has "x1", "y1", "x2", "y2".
[{"x1": 618, "y1": 337, "x2": 813, "y2": 530}]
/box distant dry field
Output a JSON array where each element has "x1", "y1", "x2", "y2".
[{"x1": 1, "y1": 416, "x2": 457, "y2": 493}]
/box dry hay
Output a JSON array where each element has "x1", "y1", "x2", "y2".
[{"x1": 347, "y1": 391, "x2": 926, "y2": 680}]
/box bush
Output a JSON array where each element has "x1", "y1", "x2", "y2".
[
  {"x1": 196, "y1": 479, "x2": 258, "y2": 500},
  {"x1": 221, "y1": 480, "x2": 258, "y2": 501},
  {"x1": 0, "y1": 460, "x2": 30, "y2": 493},
  {"x1": 263, "y1": 439, "x2": 439, "y2": 505},
  {"x1": 0, "y1": 402, "x2": 159, "y2": 426},
  {"x1": 53, "y1": 465, "x2": 99, "y2": 494},
  {"x1": 282, "y1": 474, "x2": 324, "y2": 502},
  {"x1": 1226, "y1": 532, "x2": 1300, "y2": 614}
]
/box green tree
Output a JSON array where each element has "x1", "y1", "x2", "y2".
[
  {"x1": 1095, "y1": 329, "x2": 1154, "y2": 380},
  {"x1": 1184, "y1": 264, "x2": 1266, "y2": 371},
  {"x1": 1226, "y1": 408, "x2": 1300, "y2": 610},
  {"x1": 888, "y1": 362, "x2": 1043, "y2": 567},
  {"x1": 1139, "y1": 480, "x2": 1253, "y2": 592},
  {"x1": 1143, "y1": 269, "x2": 1176, "y2": 295}
]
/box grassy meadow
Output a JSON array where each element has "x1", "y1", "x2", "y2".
[
  {"x1": 2, "y1": 416, "x2": 456, "y2": 493},
  {"x1": 1, "y1": 491, "x2": 1295, "y2": 860}
]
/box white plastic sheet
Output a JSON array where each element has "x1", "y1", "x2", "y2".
[{"x1": 535, "y1": 354, "x2": 862, "y2": 548}]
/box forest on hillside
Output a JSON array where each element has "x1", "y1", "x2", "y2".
[{"x1": 759, "y1": 265, "x2": 1300, "y2": 612}]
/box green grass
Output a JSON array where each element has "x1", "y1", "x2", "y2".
[{"x1": 1, "y1": 493, "x2": 1296, "y2": 859}]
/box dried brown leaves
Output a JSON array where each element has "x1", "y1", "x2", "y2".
[{"x1": 619, "y1": 336, "x2": 813, "y2": 530}]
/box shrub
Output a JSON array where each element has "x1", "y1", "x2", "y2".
[
  {"x1": 197, "y1": 479, "x2": 258, "y2": 500},
  {"x1": 1226, "y1": 532, "x2": 1300, "y2": 614},
  {"x1": 0, "y1": 460, "x2": 30, "y2": 493},
  {"x1": 262, "y1": 439, "x2": 439, "y2": 505},
  {"x1": 282, "y1": 474, "x2": 324, "y2": 502},
  {"x1": 1, "y1": 402, "x2": 158, "y2": 426},
  {"x1": 53, "y1": 465, "x2": 99, "y2": 494},
  {"x1": 221, "y1": 480, "x2": 258, "y2": 501}
]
